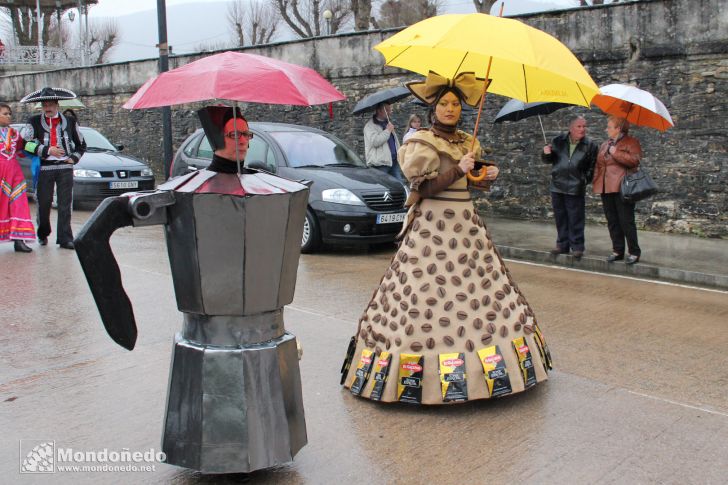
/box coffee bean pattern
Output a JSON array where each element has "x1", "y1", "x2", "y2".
[{"x1": 345, "y1": 196, "x2": 548, "y2": 403}]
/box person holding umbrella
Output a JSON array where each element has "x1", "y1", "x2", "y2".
[
  {"x1": 20, "y1": 87, "x2": 86, "y2": 250},
  {"x1": 363, "y1": 102, "x2": 405, "y2": 182},
  {"x1": 592, "y1": 115, "x2": 642, "y2": 264},
  {"x1": 541, "y1": 115, "x2": 598, "y2": 259}
]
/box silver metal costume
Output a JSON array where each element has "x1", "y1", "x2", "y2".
[{"x1": 75, "y1": 169, "x2": 309, "y2": 474}]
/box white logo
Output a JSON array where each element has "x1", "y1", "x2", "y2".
[
  {"x1": 20, "y1": 440, "x2": 55, "y2": 473},
  {"x1": 382, "y1": 191, "x2": 393, "y2": 202},
  {"x1": 119, "y1": 171, "x2": 127, "y2": 178}
]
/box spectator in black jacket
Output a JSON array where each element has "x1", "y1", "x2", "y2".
[{"x1": 541, "y1": 115, "x2": 598, "y2": 259}]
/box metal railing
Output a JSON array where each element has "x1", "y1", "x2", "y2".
[{"x1": 0, "y1": 46, "x2": 89, "y2": 67}]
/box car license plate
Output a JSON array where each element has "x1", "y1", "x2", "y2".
[
  {"x1": 110, "y1": 181, "x2": 139, "y2": 189},
  {"x1": 376, "y1": 212, "x2": 406, "y2": 224}
]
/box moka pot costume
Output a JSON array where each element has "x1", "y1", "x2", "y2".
[
  {"x1": 74, "y1": 107, "x2": 308, "y2": 473},
  {"x1": 340, "y1": 73, "x2": 552, "y2": 404}
]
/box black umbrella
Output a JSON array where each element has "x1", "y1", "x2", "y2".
[
  {"x1": 352, "y1": 86, "x2": 411, "y2": 115},
  {"x1": 494, "y1": 99, "x2": 572, "y2": 144}
]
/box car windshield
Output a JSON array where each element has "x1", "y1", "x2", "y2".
[
  {"x1": 268, "y1": 131, "x2": 366, "y2": 168},
  {"x1": 80, "y1": 128, "x2": 117, "y2": 151}
]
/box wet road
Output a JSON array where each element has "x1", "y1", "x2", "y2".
[{"x1": 1, "y1": 209, "x2": 727, "y2": 484}]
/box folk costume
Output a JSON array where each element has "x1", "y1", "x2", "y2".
[
  {"x1": 20, "y1": 88, "x2": 86, "y2": 247},
  {"x1": 340, "y1": 72, "x2": 551, "y2": 405},
  {"x1": 0, "y1": 126, "x2": 35, "y2": 245}
]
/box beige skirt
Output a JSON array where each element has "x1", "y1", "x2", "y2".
[{"x1": 341, "y1": 189, "x2": 551, "y2": 404}]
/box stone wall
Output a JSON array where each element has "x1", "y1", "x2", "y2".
[{"x1": 2, "y1": 0, "x2": 726, "y2": 237}]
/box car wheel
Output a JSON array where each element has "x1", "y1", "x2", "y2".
[{"x1": 301, "y1": 209, "x2": 321, "y2": 253}]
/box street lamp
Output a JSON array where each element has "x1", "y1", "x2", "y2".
[{"x1": 323, "y1": 9, "x2": 332, "y2": 36}]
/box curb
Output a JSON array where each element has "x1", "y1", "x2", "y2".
[{"x1": 496, "y1": 245, "x2": 728, "y2": 291}]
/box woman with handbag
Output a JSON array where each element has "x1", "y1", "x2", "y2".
[
  {"x1": 593, "y1": 115, "x2": 642, "y2": 264},
  {"x1": 339, "y1": 72, "x2": 552, "y2": 404}
]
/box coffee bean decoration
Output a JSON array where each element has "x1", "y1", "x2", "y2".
[
  {"x1": 444, "y1": 301, "x2": 454, "y2": 311},
  {"x1": 436, "y1": 275, "x2": 447, "y2": 285},
  {"x1": 466, "y1": 339, "x2": 475, "y2": 352},
  {"x1": 399, "y1": 273, "x2": 408, "y2": 284},
  {"x1": 366, "y1": 340, "x2": 375, "y2": 348},
  {"x1": 470, "y1": 227, "x2": 480, "y2": 237},
  {"x1": 445, "y1": 261, "x2": 455, "y2": 272},
  {"x1": 370, "y1": 302, "x2": 378, "y2": 310},
  {"x1": 421, "y1": 323, "x2": 433, "y2": 333},
  {"x1": 412, "y1": 268, "x2": 423, "y2": 278},
  {"x1": 381, "y1": 315, "x2": 388, "y2": 325},
  {"x1": 411, "y1": 294, "x2": 418, "y2": 305},
  {"x1": 412, "y1": 220, "x2": 420, "y2": 232},
  {"x1": 500, "y1": 326, "x2": 508, "y2": 338},
  {"x1": 439, "y1": 317, "x2": 451, "y2": 327},
  {"x1": 427, "y1": 263, "x2": 438, "y2": 275},
  {"x1": 422, "y1": 246, "x2": 432, "y2": 257},
  {"x1": 523, "y1": 324, "x2": 534, "y2": 334},
  {"x1": 451, "y1": 276, "x2": 462, "y2": 286},
  {"x1": 406, "y1": 239, "x2": 415, "y2": 248},
  {"x1": 487, "y1": 322, "x2": 496, "y2": 334},
  {"x1": 425, "y1": 210, "x2": 433, "y2": 221},
  {"x1": 402, "y1": 285, "x2": 412, "y2": 296},
  {"x1": 399, "y1": 301, "x2": 409, "y2": 311},
  {"x1": 419, "y1": 228, "x2": 431, "y2": 238},
  {"x1": 386, "y1": 339, "x2": 391, "y2": 350},
  {"x1": 485, "y1": 254, "x2": 493, "y2": 263},
  {"x1": 503, "y1": 308, "x2": 511, "y2": 318},
  {"x1": 468, "y1": 283, "x2": 476, "y2": 294},
  {"x1": 437, "y1": 287, "x2": 447, "y2": 298},
  {"x1": 392, "y1": 260, "x2": 401, "y2": 271},
  {"x1": 514, "y1": 323, "x2": 522, "y2": 332},
  {"x1": 410, "y1": 341, "x2": 423, "y2": 351},
  {"x1": 414, "y1": 208, "x2": 422, "y2": 217},
  {"x1": 449, "y1": 238, "x2": 458, "y2": 249},
  {"x1": 377, "y1": 333, "x2": 386, "y2": 343},
  {"x1": 393, "y1": 292, "x2": 402, "y2": 301},
  {"x1": 360, "y1": 329, "x2": 367, "y2": 339},
  {"x1": 420, "y1": 283, "x2": 431, "y2": 292},
  {"x1": 463, "y1": 209, "x2": 471, "y2": 219},
  {"x1": 387, "y1": 282, "x2": 396, "y2": 291},
  {"x1": 453, "y1": 223, "x2": 463, "y2": 233},
  {"x1": 468, "y1": 259, "x2": 476, "y2": 269},
  {"x1": 409, "y1": 256, "x2": 419, "y2": 264},
  {"x1": 426, "y1": 297, "x2": 438, "y2": 306},
  {"x1": 375, "y1": 346, "x2": 382, "y2": 354},
  {"x1": 492, "y1": 272, "x2": 500, "y2": 281},
  {"x1": 482, "y1": 294, "x2": 491, "y2": 306},
  {"x1": 457, "y1": 311, "x2": 467, "y2": 321},
  {"x1": 395, "y1": 337, "x2": 402, "y2": 346},
  {"x1": 503, "y1": 284, "x2": 511, "y2": 294},
  {"x1": 405, "y1": 324, "x2": 414, "y2": 336},
  {"x1": 424, "y1": 309, "x2": 433, "y2": 319},
  {"x1": 481, "y1": 334, "x2": 493, "y2": 345},
  {"x1": 444, "y1": 208, "x2": 455, "y2": 219},
  {"x1": 477, "y1": 267, "x2": 486, "y2": 277},
  {"x1": 470, "y1": 299, "x2": 480, "y2": 310},
  {"x1": 432, "y1": 235, "x2": 443, "y2": 245},
  {"x1": 408, "y1": 308, "x2": 420, "y2": 318},
  {"x1": 519, "y1": 313, "x2": 527, "y2": 324},
  {"x1": 471, "y1": 214, "x2": 479, "y2": 224},
  {"x1": 426, "y1": 338, "x2": 436, "y2": 349},
  {"x1": 457, "y1": 325, "x2": 466, "y2": 337},
  {"x1": 462, "y1": 238, "x2": 472, "y2": 248},
  {"x1": 481, "y1": 279, "x2": 492, "y2": 290},
  {"x1": 373, "y1": 314, "x2": 381, "y2": 323},
  {"x1": 486, "y1": 311, "x2": 497, "y2": 321},
  {"x1": 473, "y1": 318, "x2": 483, "y2": 330},
  {"x1": 380, "y1": 283, "x2": 387, "y2": 293},
  {"x1": 509, "y1": 302, "x2": 516, "y2": 310},
  {"x1": 400, "y1": 315, "x2": 407, "y2": 326},
  {"x1": 462, "y1": 268, "x2": 471, "y2": 278},
  {"x1": 383, "y1": 303, "x2": 390, "y2": 313},
  {"x1": 458, "y1": 253, "x2": 468, "y2": 265},
  {"x1": 495, "y1": 290, "x2": 505, "y2": 300},
  {"x1": 443, "y1": 335, "x2": 455, "y2": 346},
  {"x1": 399, "y1": 252, "x2": 409, "y2": 263},
  {"x1": 493, "y1": 301, "x2": 502, "y2": 312},
  {"x1": 456, "y1": 292, "x2": 467, "y2": 302},
  {"x1": 486, "y1": 264, "x2": 494, "y2": 273},
  {"x1": 436, "y1": 250, "x2": 447, "y2": 260},
  {"x1": 487, "y1": 240, "x2": 493, "y2": 249},
  {"x1": 391, "y1": 308, "x2": 398, "y2": 317},
  {"x1": 437, "y1": 220, "x2": 446, "y2": 231},
  {"x1": 389, "y1": 322, "x2": 398, "y2": 331}
]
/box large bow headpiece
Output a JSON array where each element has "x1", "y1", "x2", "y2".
[{"x1": 406, "y1": 71, "x2": 489, "y2": 107}]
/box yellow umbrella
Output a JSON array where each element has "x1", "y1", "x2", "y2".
[{"x1": 375, "y1": 13, "x2": 599, "y2": 106}]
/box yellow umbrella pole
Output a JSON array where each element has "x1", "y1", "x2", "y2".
[{"x1": 467, "y1": 2, "x2": 504, "y2": 182}]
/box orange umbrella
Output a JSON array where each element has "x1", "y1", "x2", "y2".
[{"x1": 591, "y1": 84, "x2": 674, "y2": 131}]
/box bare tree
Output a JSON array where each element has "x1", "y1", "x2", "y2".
[
  {"x1": 228, "y1": 0, "x2": 280, "y2": 47},
  {"x1": 85, "y1": 19, "x2": 120, "y2": 65},
  {"x1": 1, "y1": 5, "x2": 60, "y2": 46},
  {"x1": 471, "y1": 0, "x2": 498, "y2": 13},
  {"x1": 350, "y1": 0, "x2": 373, "y2": 30},
  {"x1": 274, "y1": 0, "x2": 351, "y2": 38},
  {"x1": 375, "y1": 0, "x2": 442, "y2": 29}
]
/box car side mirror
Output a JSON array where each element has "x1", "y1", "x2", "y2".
[{"x1": 115, "y1": 144, "x2": 124, "y2": 151}]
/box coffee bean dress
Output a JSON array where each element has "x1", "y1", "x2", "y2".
[{"x1": 340, "y1": 129, "x2": 551, "y2": 404}]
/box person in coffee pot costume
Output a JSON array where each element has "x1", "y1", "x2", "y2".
[{"x1": 340, "y1": 72, "x2": 551, "y2": 404}]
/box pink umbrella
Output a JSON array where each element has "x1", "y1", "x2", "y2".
[{"x1": 123, "y1": 51, "x2": 346, "y2": 109}]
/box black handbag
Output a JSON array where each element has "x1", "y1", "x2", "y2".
[{"x1": 620, "y1": 167, "x2": 658, "y2": 203}]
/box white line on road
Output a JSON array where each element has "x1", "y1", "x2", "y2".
[
  {"x1": 626, "y1": 390, "x2": 728, "y2": 418},
  {"x1": 505, "y1": 259, "x2": 728, "y2": 295}
]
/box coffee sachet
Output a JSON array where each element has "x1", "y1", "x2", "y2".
[
  {"x1": 350, "y1": 349, "x2": 375, "y2": 395},
  {"x1": 512, "y1": 337, "x2": 536, "y2": 389},
  {"x1": 477, "y1": 345, "x2": 512, "y2": 397},
  {"x1": 398, "y1": 353, "x2": 424, "y2": 404},
  {"x1": 439, "y1": 352, "x2": 468, "y2": 402},
  {"x1": 369, "y1": 352, "x2": 392, "y2": 401}
]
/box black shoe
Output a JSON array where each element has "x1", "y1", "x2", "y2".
[
  {"x1": 606, "y1": 253, "x2": 624, "y2": 262},
  {"x1": 59, "y1": 241, "x2": 75, "y2": 250},
  {"x1": 38, "y1": 237, "x2": 48, "y2": 246},
  {"x1": 14, "y1": 240, "x2": 32, "y2": 253},
  {"x1": 550, "y1": 247, "x2": 569, "y2": 256},
  {"x1": 572, "y1": 250, "x2": 583, "y2": 260},
  {"x1": 626, "y1": 254, "x2": 640, "y2": 265}
]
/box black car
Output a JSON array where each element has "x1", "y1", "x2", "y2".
[
  {"x1": 171, "y1": 123, "x2": 408, "y2": 252},
  {"x1": 15, "y1": 125, "x2": 156, "y2": 209}
]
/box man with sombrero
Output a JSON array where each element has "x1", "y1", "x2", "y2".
[{"x1": 20, "y1": 87, "x2": 86, "y2": 250}]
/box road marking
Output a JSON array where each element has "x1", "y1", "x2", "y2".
[
  {"x1": 626, "y1": 390, "x2": 728, "y2": 418},
  {"x1": 505, "y1": 259, "x2": 728, "y2": 295}
]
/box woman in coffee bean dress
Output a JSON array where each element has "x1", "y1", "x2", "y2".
[{"x1": 340, "y1": 72, "x2": 551, "y2": 404}]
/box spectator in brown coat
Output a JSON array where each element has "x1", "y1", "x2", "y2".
[{"x1": 592, "y1": 115, "x2": 642, "y2": 264}]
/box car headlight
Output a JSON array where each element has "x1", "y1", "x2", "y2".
[
  {"x1": 321, "y1": 188, "x2": 364, "y2": 206},
  {"x1": 73, "y1": 169, "x2": 102, "y2": 178},
  {"x1": 141, "y1": 167, "x2": 154, "y2": 176}
]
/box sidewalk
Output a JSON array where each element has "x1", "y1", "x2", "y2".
[{"x1": 486, "y1": 216, "x2": 728, "y2": 290}]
